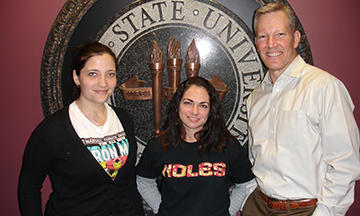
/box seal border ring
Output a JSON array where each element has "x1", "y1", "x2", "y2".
[{"x1": 40, "y1": 0, "x2": 312, "y2": 117}]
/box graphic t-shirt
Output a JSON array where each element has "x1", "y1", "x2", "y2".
[
  {"x1": 69, "y1": 102, "x2": 128, "y2": 180},
  {"x1": 136, "y1": 137, "x2": 254, "y2": 216}
]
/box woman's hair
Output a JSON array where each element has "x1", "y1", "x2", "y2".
[
  {"x1": 159, "y1": 76, "x2": 234, "y2": 154},
  {"x1": 253, "y1": 2, "x2": 297, "y2": 34},
  {"x1": 70, "y1": 41, "x2": 117, "y2": 100}
]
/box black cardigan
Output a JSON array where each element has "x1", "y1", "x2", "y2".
[{"x1": 18, "y1": 106, "x2": 144, "y2": 216}]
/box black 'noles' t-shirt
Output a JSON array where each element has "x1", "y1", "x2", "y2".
[{"x1": 136, "y1": 137, "x2": 254, "y2": 216}]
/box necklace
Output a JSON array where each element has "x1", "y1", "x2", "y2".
[
  {"x1": 85, "y1": 112, "x2": 107, "y2": 127},
  {"x1": 88, "y1": 117, "x2": 103, "y2": 127},
  {"x1": 75, "y1": 101, "x2": 107, "y2": 127}
]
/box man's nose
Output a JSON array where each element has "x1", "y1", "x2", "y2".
[{"x1": 267, "y1": 35, "x2": 277, "y2": 47}]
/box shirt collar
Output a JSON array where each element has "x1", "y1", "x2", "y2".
[{"x1": 260, "y1": 55, "x2": 305, "y2": 89}]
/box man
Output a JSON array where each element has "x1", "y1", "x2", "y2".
[{"x1": 242, "y1": 2, "x2": 360, "y2": 216}]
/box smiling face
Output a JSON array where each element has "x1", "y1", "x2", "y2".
[
  {"x1": 179, "y1": 85, "x2": 210, "y2": 141},
  {"x1": 255, "y1": 10, "x2": 300, "y2": 81},
  {"x1": 73, "y1": 53, "x2": 117, "y2": 106}
]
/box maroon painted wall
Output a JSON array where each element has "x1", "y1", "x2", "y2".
[
  {"x1": 1, "y1": 0, "x2": 359, "y2": 215},
  {"x1": 0, "y1": 0, "x2": 66, "y2": 214}
]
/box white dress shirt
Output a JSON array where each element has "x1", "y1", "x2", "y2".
[{"x1": 246, "y1": 55, "x2": 360, "y2": 216}]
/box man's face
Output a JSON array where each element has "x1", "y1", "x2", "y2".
[{"x1": 255, "y1": 10, "x2": 300, "y2": 77}]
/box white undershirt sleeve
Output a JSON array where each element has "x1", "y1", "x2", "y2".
[
  {"x1": 136, "y1": 175, "x2": 162, "y2": 214},
  {"x1": 229, "y1": 178, "x2": 257, "y2": 216}
]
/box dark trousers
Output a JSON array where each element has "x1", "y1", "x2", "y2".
[{"x1": 242, "y1": 188, "x2": 316, "y2": 216}]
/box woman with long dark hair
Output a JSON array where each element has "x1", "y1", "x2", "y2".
[{"x1": 136, "y1": 76, "x2": 254, "y2": 216}]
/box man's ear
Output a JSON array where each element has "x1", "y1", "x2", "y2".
[
  {"x1": 293, "y1": 30, "x2": 301, "y2": 49},
  {"x1": 73, "y1": 70, "x2": 80, "y2": 86}
]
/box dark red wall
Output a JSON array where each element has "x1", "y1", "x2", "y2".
[
  {"x1": 290, "y1": 2, "x2": 360, "y2": 215},
  {"x1": 1, "y1": 1, "x2": 66, "y2": 214},
  {"x1": 1, "y1": 0, "x2": 359, "y2": 215}
]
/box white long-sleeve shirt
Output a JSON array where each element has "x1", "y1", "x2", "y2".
[
  {"x1": 136, "y1": 175, "x2": 256, "y2": 215},
  {"x1": 246, "y1": 55, "x2": 360, "y2": 216}
]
